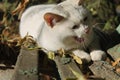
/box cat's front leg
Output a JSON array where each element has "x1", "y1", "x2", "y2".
[
  {"x1": 89, "y1": 38, "x2": 107, "y2": 61},
  {"x1": 72, "y1": 50, "x2": 91, "y2": 63},
  {"x1": 90, "y1": 50, "x2": 106, "y2": 61}
]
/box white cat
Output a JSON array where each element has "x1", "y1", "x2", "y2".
[{"x1": 19, "y1": 0, "x2": 106, "y2": 62}]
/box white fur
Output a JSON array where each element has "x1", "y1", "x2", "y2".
[
  {"x1": 90, "y1": 50, "x2": 106, "y2": 61},
  {"x1": 19, "y1": 0, "x2": 106, "y2": 62}
]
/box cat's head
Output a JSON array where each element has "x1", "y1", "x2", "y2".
[{"x1": 43, "y1": 0, "x2": 93, "y2": 50}]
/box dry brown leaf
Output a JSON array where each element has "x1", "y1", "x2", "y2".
[
  {"x1": 20, "y1": 34, "x2": 38, "y2": 49},
  {"x1": 7, "y1": 35, "x2": 21, "y2": 46},
  {"x1": 1, "y1": 14, "x2": 7, "y2": 26},
  {"x1": 2, "y1": 27, "x2": 11, "y2": 37},
  {"x1": 71, "y1": 54, "x2": 82, "y2": 64},
  {"x1": 0, "y1": 27, "x2": 11, "y2": 43},
  {"x1": 12, "y1": 0, "x2": 29, "y2": 19},
  {"x1": 57, "y1": 48, "x2": 66, "y2": 56},
  {"x1": 112, "y1": 58, "x2": 120, "y2": 67}
]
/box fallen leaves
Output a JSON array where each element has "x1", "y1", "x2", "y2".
[
  {"x1": 57, "y1": 48, "x2": 83, "y2": 65},
  {"x1": 57, "y1": 48, "x2": 66, "y2": 56},
  {"x1": 112, "y1": 58, "x2": 120, "y2": 73},
  {"x1": 112, "y1": 58, "x2": 120, "y2": 67},
  {"x1": 0, "y1": 26, "x2": 21, "y2": 47},
  {"x1": 47, "y1": 51, "x2": 55, "y2": 60},
  {"x1": 19, "y1": 34, "x2": 38, "y2": 49},
  {"x1": 70, "y1": 54, "x2": 82, "y2": 65},
  {"x1": 0, "y1": 27, "x2": 11, "y2": 42},
  {"x1": 12, "y1": 0, "x2": 29, "y2": 19}
]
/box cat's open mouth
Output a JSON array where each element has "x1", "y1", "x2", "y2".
[{"x1": 74, "y1": 36, "x2": 84, "y2": 43}]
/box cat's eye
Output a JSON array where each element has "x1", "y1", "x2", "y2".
[
  {"x1": 83, "y1": 16, "x2": 88, "y2": 21},
  {"x1": 72, "y1": 25, "x2": 79, "y2": 29}
]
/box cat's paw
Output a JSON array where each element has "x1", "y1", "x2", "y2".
[
  {"x1": 73, "y1": 50, "x2": 91, "y2": 63},
  {"x1": 90, "y1": 50, "x2": 106, "y2": 61}
]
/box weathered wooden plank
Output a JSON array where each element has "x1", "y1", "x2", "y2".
[
  {"x1": 11, "y1": 48, "x2": 38, "y2": 80},
  {"x1": 0, "y1": 64, "x2": 14, "y2": 80},
  {"x1": 54, "y1": 56, "x2": 85, "y2": 80},
  {"x1": 107, "y1": 44, "x2": 120, "y2": 60},
  {"x1": 89, "y1": 61, "x2": 120, "y2": 80},
  {"x1": 11, "y1": 48, "x2": 85, "y2": 80}
]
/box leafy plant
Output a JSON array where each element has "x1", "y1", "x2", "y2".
[{"x1": 85, "y1": 0, "x2": 119, "y2": 32}]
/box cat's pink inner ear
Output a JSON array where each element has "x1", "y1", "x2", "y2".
[{"x1": 44, "y1": 13, "x2": 64, "y2": 28}]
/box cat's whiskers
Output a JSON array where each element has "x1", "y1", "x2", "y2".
[{"x1": 93, "y1": 23, "x2": 105, "y2": 28}]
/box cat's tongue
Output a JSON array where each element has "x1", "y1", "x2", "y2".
[{"x1": 74, "y1": 36, "x2": 84, "y2": 43}]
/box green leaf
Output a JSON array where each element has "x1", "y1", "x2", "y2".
[{"x1": 103, "y1": 21, "x2": 113, "y2": 30}]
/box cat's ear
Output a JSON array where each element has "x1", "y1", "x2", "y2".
[{"x1": 44, "y1": 13, "x2": 64, "y2": 28}]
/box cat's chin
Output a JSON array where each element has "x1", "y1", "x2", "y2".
[{"x1": 73, "y1": 36, "x2": 84, "y2": 43}]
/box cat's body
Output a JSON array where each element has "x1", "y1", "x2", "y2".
[{"x1": 20, "y1": 0, "x2": 106, "y2": 62}]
